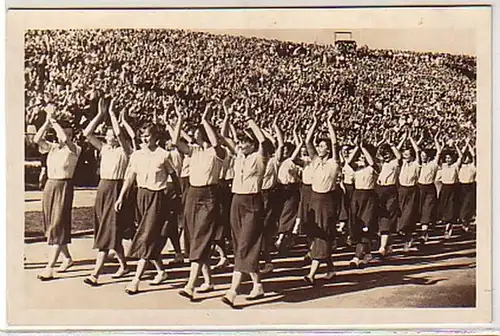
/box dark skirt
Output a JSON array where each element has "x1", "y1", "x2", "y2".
[
  {"x1": 230, "y1": 193, "x2": 264, "y2": 273},
  {"x1": 128, "y1": 188, "x2": 166, "y2": 259},
  {"x1": 418, "y1": 183, "x2": 438, "y2": 224},
  {"x1": 213, "y1": 180, "x2": 233, "y2": 242},
  {"x1": 397, "y1": 185, "x2": 419, "y2": 233},
  {"x1": 339, "y1": 183, "x2": 354, "y2": 223},
  {"x1": 183, "y1": 185, "x2": 218, "y2": 263},
  {"x1": 375, "y1": 184, "x2": 399, "y2": 233},
  {"x1": 160, "y1": 182, "x2": 182, "y2": 239},
  {"x1": 261, "y1": 187, "x2": 279, "y2": 246},
  {"x1": 298, "y1": 184, "x2": 313, "y2": 235},
  {"x1": 94, "y1": 179, "x2": 125, "y2": 250},
  {"x1": 439, "y1": 184, "x2": 459, "y2": 223},
  {"x1": 308, "y1": 190, "x2": 340, "y2": 260},
  {"x1": 178, "y1": 176, "x2": 190, "y2": 230},
  {"x1": 349, "y1": 189, "x2": 377, "y2": 243},
  {"x1": 276, "y1": 183, "x2": 300, "y2": 234},
  {"x1": 42, "y1": 179, "x2": 74, "y2": 245},
  {"x1": 459, "y1": 182, "x2": 476, "y2": 222}
]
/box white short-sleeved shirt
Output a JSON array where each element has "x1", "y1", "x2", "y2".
[
  {"x1": 39, "y1": 142, "x2": 82, "y2": 179},
  {"x1": 438, "y1": 162, "x2": 460, "y2": 185},
  {"x1": 180, "y1": 156, "x2": 190, "y2": 178},
  {"x1": 343, "y1": 164, "x2": 355, "y2": 185},
  {"x1": 167, "y1": 149, "x2": 182, "y2": 182},
  {"x1": 377, "y1": 159, "x2": 400, "y2": 186},
  {"x1": 232, "y1": 151, "x2": 266, "y2": 194},
  {"x1": 189, "y1": 145, "x2": 224, "y2": 187},
  {"x1": 99, "y1": 144, "x2": 129, "y2": 180},
  {"x1": 399, "y1": 160, "x2": 421, "y2": 187},
  {"x1": 262, "y1": 156, "x2": 279, "y2": 190},
  {"x1": 459, "y1": 163, "x2": 476, "y2": 184},
  {"x1": 277, "y1": 158, "x2": 300, "y2": 185},
  {"x1": 302, "y1": 163, "x2": 315, "y2": 185},
  {"x1": 354, "y1": 166, "x2": 376, "y2": 190},
  {"x1": 127, "y1": 146, "x2": 174, "y2": 191},
  {"x1": 310, "y1": 157, "x2": 340, "y2": 193},
  {"x1": 418, "y1": 160, "x2": 439, "y2": 185}
]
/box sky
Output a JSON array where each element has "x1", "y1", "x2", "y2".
[{"x1": 200, "y1": 28, "x2": 476, "y2": 55}]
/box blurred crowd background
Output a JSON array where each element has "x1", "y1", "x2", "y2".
[{"x1": 24, "y1": 29, "x2": 477, "y2": 188}]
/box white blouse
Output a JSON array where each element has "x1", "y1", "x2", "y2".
[
  {"x1": 302, "y1": 163, "x2": 315, "y2": 185},
  {"x1": 262, "y1": 156, "x2": 279, "y2": 190},
  {"x1": 377, "y1": 159, "x2": 400, "y2": 186},
  {"x1": 277, "y1": 158, "x2": 300, "y2": 185},
  {"x1": 438, "y1": 162, "x2": 460, "y2": 184},
  {"x1": 343, "y1": 164, "x2": 355, "y2": 185},
  {"x1": 40, "y1": 142, "x2": 82, "y2": 180},
  {"x1": 354, "y1": 166, "x2": 376, "y2": 190},
  {"x1": 99, "y1": 144, "x2": 129, "y2": 180},
  {"x1": 232, "y1": 151, "x2": 266, "y2": 194},
  {"x1": 127, "y1": 146, "x2": 174, "y2": 191},
  {"x1": 459, "y1": 163, "x2": 476, "y2": 184},
  {"x1": 418, "y1": 160, "x2": 439, "y2": 185},
  {"x1": 189, "y1": 145, "x2": 224, "y2": 187},
  {"x1": 310, "y1": 157, "x2": 340, "y2": 193},
  {"x1": 399, "y1": 160, "x2": 421, "y2": 187}
]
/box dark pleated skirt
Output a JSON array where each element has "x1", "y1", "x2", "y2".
[
  {"x1": 94, "y1": 179, "x2": 124, "y2": 250},
  {"x1": 183, "y1": 185, "x2": 218, "y2": 263},
  {"x1": 128, "y1": 188, "x2": 166, "y2": 259},
  {"x1": 121, "y1": 182, "x2": 137, "y2": 240},
  {"x1": 459, "y1": 182, "x2": 476, "y2": 222},
  {"x1": 339, "y1": 183, "x2": 354, "y2": 222},
  {"x1": 397, "y1": 185, "x2": 419, "y2": 233},
  {"x1": 349, "y1": 189, "x2": 377, "y2": 243},
  {"x1": 418, "y1": 183, "x2": 438, "y2": 224},
  {"x1": 42, "y1": 179, "x2": 74, "y2": 245},
  {"x1": 439, "y1": 184, "x2": 459, "y2": 223},
  {"x1": 160, "y1": 182, "x2": 182, "y2": 239},
  {"x1": 213, "y1": 180, "x2": 233, "y2": 242},
  {"x1": 298, "y1": 184, "x2": 313, "y2": 235},
  {"x1": 375, "y1": 184, "x2": 399, "y2": 233},
  {"x1": 262, "y1": 187, "x2": 279, "y2": 241},
  {"x1": 230, "y1": 193, "x2": 264, "y2": 273},
  {"x1": 277, "y1": 183, "x2": 300, "y2": 234},
  {"x1": 308, "y1": 190, "x2": 340, "y2": 260}
]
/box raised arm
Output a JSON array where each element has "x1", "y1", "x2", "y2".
[
  {"x1": 83, "y1": 98, "x2": 107, "y2": 151},
  {"x1": 408, "y1": 133, "x2": 420, "y2": 165},
  {"x1": 360, "y1": 137, "x2": 375, "y2": 167},
  {"x1": 273, "y1": 113, "x2": 284, "y2": 162},
  {"x1": 305, "y1": 114, "x2": 318, "y2": 159},
  {"x1": 466, "y1": 137, "x2": 476, "y2": 165},
  {"x1": 245, "y1": 101, "x2": 267, "y2": 157},
  {"x1": 327, "y1": 109, "x2": 338, "y2": 162},
  {"x1": 453, "y1": 140, "x2": 463, "y2": 166},
  {"x1": 109, "y1": 98, "x2": 132, "y2": 155},
  {"x1": 433, "y1": 131, "x2": 443, "y2": 163},
  {"x1": 33, "y1": 106, "x2": 53, "y2": 152},
  {"x1": 396, "y1": 130, "x2": 408, "y2": 151},
  {"x1": 201, "y1": 103, "x2": 222, "y2": 149}
]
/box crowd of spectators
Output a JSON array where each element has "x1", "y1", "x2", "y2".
[{"x1": 24, "y1": 28, "x2": 476, "y2": 156}]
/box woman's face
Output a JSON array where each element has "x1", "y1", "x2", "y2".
[
  {"x1": 420, "y1": 150, "x2": 428, "y2": 163},
  {"x1": 317, "y1": 141, "x2": 330, "y2": 158},
  {"x1": 140, "y1": 129, "x2": 157, "y2": 146},
  {"x1": 239, "y1": 141, "x2": 255, "y2": 156},
  {"x1": 356, "y1": 153, "x2": 367, "y2": 168},
  {"x1": 104, "y1": 128, "x2": 118, "y2": 147},
  {"x1": 194, "y1": 129, "x2": 204, "y2": 145},
  {"x1": 402, "y1": 149, "x2": 412, "y2": 161},
  {"x1": 445, "y1": 154, "x2": 453, "y2": 164},
  {"x1": 300, "y1": 147, "x2": 307, "y2": 158}
]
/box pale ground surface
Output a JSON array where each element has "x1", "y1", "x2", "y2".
[{"x1": 23, "y1": 190, "x2": 476, "y2": 310}]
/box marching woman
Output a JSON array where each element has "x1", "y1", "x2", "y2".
[
  {"x1": 275, "y1": 126, "x2": 302, "y2": 250},
  {"x1": 221, "y1": 100, "x2": 268, "y2": 308},
  {"x1": 292, "y1": 124, "x2": 312, "y2": 237},
  {"x1": 436, "y1": 139, "x2": 463, "y2": 239},
  {"x1": 347, "y1": 135, "x2": 378, "y2": 268},
  {"x1": 339, "y1": 144, "x2": 355, "y2": 244},
  {"x1": 374, "y1": 130, "x2": 403, "y2": 258},
  {"x1": 397, "y1": 130, "x2": 421, "y2": 252},
  {"x1": 34, "y1": 105, "x2": 82, "y2": 281},
  {"x1": 114, "y1": 123, "x2": 181, "y2": 294},
  {"x1": 417, "y1": 131, "x2": 443, "y2": 244},
  {"x1": 82, "y1": 97, "x2": 132, "y2": 286},
  {"x1": 174, "y1": 102, "x2": 226, "y2": 300},
  {"x1": 458, "y1": 138, "x2": 476, "y2": 233},
  {"x1": 303, "y1": 110, "x2": 340, "y2": 284}
]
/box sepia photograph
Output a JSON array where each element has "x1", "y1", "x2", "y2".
[{"x1": 6, "y1": 6, "x2": 492, "y2": 328}]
